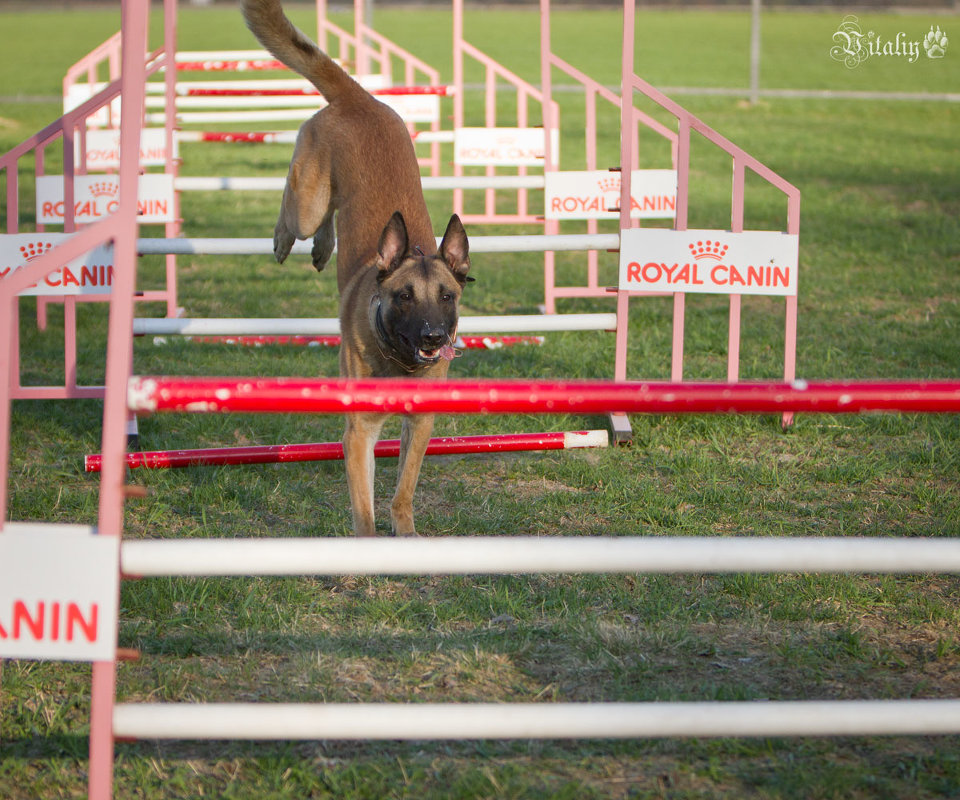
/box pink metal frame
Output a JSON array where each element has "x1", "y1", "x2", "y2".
[
  {"x1": 0, "y1": 2, "x2": 806, "y2": 795},
  {"x1": 451, "y1": 0, "x2": 559, "y2": 227},
  {"x1": 314, "y1": 0, "x2": 443, "y2": 176},
  {"x1": 52, "y1": 9, "x2": 180, "y2": 323},
  {"x1": 0, "y1": 4, "x2": 171, "y2": 401},
  {"x1": 615, "y1": 1, "x2": 801, "y2": 431},
  {"x1": 1, "y1": 5, "x2": 150, "y2": 800},
  {"x1": 539, "y1": 0, "x2": 678, "y2": 314}
]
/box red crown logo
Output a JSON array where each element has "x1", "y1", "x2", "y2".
[
  {"x1": 19, "y1": 241, "x2": 54, "y2": 262},
  {"x1": 688, "y1": 240, "x2": 728, "y2": 261},
  {"x1": 597, "y1": 176, "x2": 621, "y2": 193},
  {"x1": 89, "y1": 181, "x2": 119, "y2": 198}
]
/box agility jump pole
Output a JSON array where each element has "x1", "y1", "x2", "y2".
[
  {"x1": 135, "y1": 314, "x2": 615, "y2": 337},
  {"x1": 112, "y1": 699, "x2": 960, "y2": 742},
  {"x1": 173, "y1": 173, "x2": 536, "y2": 190},
  {"x1": 84, "y1": 429, "x2": 607, "y2": 473},
  {"x1": 136, "y1": 232, "x2": 620, "y2": 255},
  {"x1": 148, "y1": 333, "x2": 544, "y2": 349},
  {"x1": 128, "y1": 376, "x2": 960, "y2": 417}
]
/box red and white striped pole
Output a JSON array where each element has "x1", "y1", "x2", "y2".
[
  {"x1": 149, "y1": 334, "x2": 544, "y2": 349},
  {"x1": 85, "y1": 430, "x2": 606, "y2": 472},
  {"x1": 128, "y1": 377, "x2": 960, "y2": 418}
]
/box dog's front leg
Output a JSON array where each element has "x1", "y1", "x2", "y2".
[
  {"x1": 343, "y1": 412, "x2": 387, "y2": 537},
  {"x1": 391, "y1": 413, "x2": 435, "y2": 537}
]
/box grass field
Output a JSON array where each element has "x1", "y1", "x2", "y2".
[{"x1": 2, "y1": 2, "x2": 960, "y2": 798}]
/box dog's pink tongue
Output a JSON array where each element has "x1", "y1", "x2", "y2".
[{"x1": 439, "y1": 345, "x2": 457, "y2": 361}]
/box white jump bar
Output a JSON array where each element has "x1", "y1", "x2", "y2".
[
  {"x1": 112, "y1": 700, "x2": 960, "y2": 740},
  {"x1": 174, "y1": 175, "x2": 543, "y2": 191},
  {"x1": 136, "y1": 233, "x2": 619, "y2": 255},
  {"x1": 119, "y1": 536, "x2": 960, "y2": 578},
  {"x1": 134, "y1": 313, "x2": 617, "y2": 337}
]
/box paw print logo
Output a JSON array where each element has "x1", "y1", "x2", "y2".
[{"x1": 924, "y1": 25, "x2": 948, "y2": 59}]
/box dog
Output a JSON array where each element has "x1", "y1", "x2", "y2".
[{"x1": 241, "y1": 0, "x2": 471, "y2": 537}]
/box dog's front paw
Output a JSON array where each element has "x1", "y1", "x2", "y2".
[{"x1": 311, "y1": 229, "x2": 335, "y2": 272}]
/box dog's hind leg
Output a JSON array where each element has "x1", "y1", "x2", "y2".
[{"x1": 391, "y1": 413, "x2": 435, "y2": 537}]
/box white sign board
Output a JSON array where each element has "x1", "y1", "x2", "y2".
[
  {"x1": 81, "y1": 128, "x2": 174, "y2": 171},
  {"x1": 378, "y1": 93, "x2": 440, "y2": 124},
  {"x1": 0, "y1": 234, "x2": 115, "y2": 296},
  {"x1": 36, "y1": 174, "x2": 175, "y2": 225},
  {"x1": 454, "y1": 127, "x2": 559, "y2": 167},
  {"x1": 65, "y1": 82, "x2": 119, "y2": 128},
  {"x1": 0, "y1": 523, "x2": 119, "y2": 662},
  {"x1": 619, "y1": 228, "x2": 799, "y2": 297},
  {"x1": 545, "y1": 169, "x2": 677, "y2": 220}
]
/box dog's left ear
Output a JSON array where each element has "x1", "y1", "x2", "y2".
[
  {"x1": 438, "y1": 214, "x2": 472, "y2": 286},
  {"x1": 376, "y1": 211, "x2": 409, "y2": 278}
]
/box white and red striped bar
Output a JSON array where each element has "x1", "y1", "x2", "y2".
[
  {"x1": 176, "y1": 131, "x2": 299, "y2": 145},
  {"x1": 175, "y1": 130, "x2": 454, "y2": 146},
  {"x1": 127, "y1": 377, "x2": 960, "y2": 417},
  {"x1": 176, "y1": 59, "x2": 285, "y2": 71},
  {"x1": 84, "y1": 430, "x2": 606, "y2": 472},
  {"x1": 175, "y1": 55, "x2": 285, "y2": 71},
  {"x1": 151, "y1": 334, "x2": 544, "y2": 349}
]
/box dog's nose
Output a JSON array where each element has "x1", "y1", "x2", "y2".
[{"x1": 420, "y1": 329, "x2": 446, "y2": 349}]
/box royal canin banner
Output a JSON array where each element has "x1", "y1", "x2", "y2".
[
  {"x1": 0, "y1": 524, "x2": 119, "y2": 662},
  {"x1": 0, "y1": 234, "x2": 114, "y2": 296},
  {"x1": 80, "y1": 128, "x2": 175, "y2": 171},
  {"x1": 36, "y1": 174, "x2": 175, "y2": 225},
  {"x1": 545, "y1": 170, "x2": 677, "y2": 220},
  {"x1": 619, "y1": 228, "x2": 799, "y2": 297},
  {"x1": 454, "y1": 127, "x2": 560, "y2": 167}
]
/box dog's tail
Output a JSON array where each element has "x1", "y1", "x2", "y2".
[{"x1": 240, "y1": 0, "x2": 354, "y2": 103}]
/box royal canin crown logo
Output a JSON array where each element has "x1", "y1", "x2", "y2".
[
  {"x1": 19, "y1": 241, "x2": 54, "y2": 262},
  {"x1": 89, "y1": 181, "x2": 119, "y2": 198},
  {"x1": 688, "y1": 240, "x2": 729, "y2": 261},
  {"x1": 597, "y1": 176, "x2": 621, "y2": 193}
]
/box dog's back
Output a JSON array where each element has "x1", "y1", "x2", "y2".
[{"x1": 241, "y1": 0, "x2": 435, "y2": 280}]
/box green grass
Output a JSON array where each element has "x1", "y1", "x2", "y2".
[{"x1": 2, "y1": 3, "x2": 960, "y2": 798}]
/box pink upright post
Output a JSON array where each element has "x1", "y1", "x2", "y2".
[
  {"x1": 539, "y1": 0, "x2": 559, "y2": 314},
  {"x1": 615, "y1": 0, "x2": 636, "y2": 386},
  {"x1": 539, "y1": 0, "x2": 677, "y2": 314},
  {"x1": 613, "y1": 0, "x2": 800, "y2": 429},
  {"x1": 87, "y1": 0, "x2": 152, "y2": 796},
  {"x1": 316, "y1": 0, "x2": 328, "y2": 52},
  {"x1": 163, "y1": 0, "x2": 181, "y2": 319}
]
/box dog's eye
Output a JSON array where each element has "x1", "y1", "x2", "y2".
[
  {"x1": 396, "y1": 290, "x2": 413, "y2": 303},
  {"x1": 440, "y1": 291, "x2": 454, "y2": 303}
]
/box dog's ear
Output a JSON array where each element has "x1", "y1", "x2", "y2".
[
  {"x1": 376, "y1": 211, "x2": 409, "y2": 278},
  {"x1": 438, "y1": 214, "x2": 471, "y2": 286}
]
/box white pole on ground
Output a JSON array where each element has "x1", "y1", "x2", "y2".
[
  {"x1": 119, "y1": 536, "x2": 960, "y2": 578},
  {"x1": 112, "y1": 699, "x2": 960, "y2": 741}
]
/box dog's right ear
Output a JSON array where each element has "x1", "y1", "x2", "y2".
[{"x1": 376, "y1": 211, "x2": 409, "y2": 278}]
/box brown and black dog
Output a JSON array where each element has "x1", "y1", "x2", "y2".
[{"x1": 241, "y1": 0, "x2": 471, "y2": 537}]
